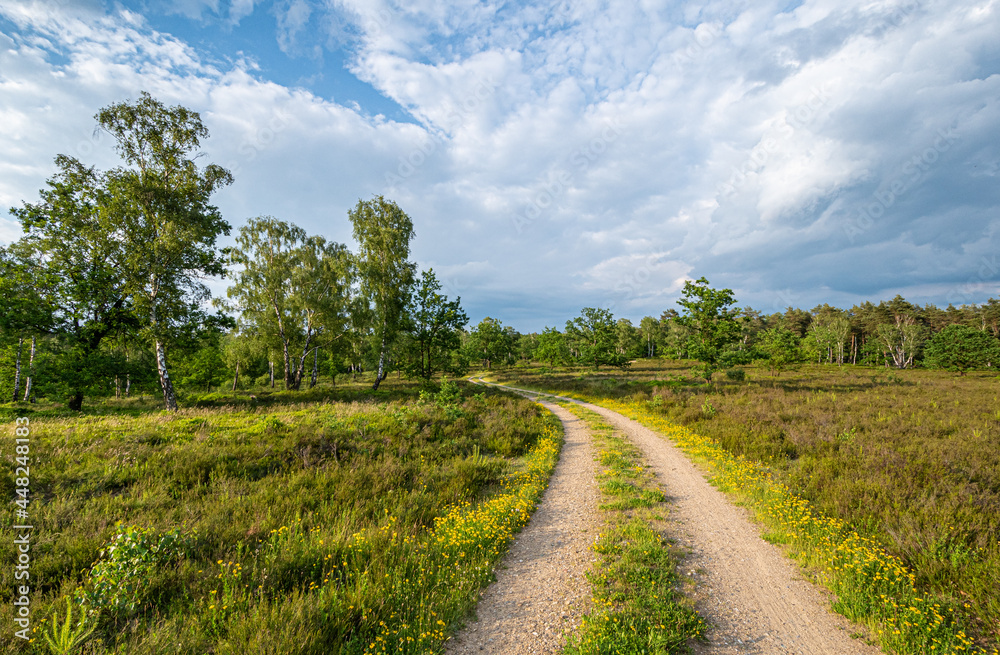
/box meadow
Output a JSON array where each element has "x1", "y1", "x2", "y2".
[
  {"x1": 494, "y1": 360, "x2": 1000, "y2": 653},
  {"x1": 0, "y1": 379, "x2": 560, "y2": 654}
]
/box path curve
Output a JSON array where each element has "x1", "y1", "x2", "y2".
[
  {"x1": 447, "y1": 399, "x2": 600, "y2": 654},
  {"x1": 479, "y1": 380, "x2": 883, "y2": 655}
]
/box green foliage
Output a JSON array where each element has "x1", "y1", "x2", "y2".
[
  {"x1": 565, "y1": 307, "x2": 631, "y2": 370},
  {"x1": 534, "y1": 326, "x2": 570, "y2": 365},
  {"x1": 0, "y1": 383, "x2": 558, "y2": 653},
  {"x1": 96, "y1": 92, "x2": 234, "y2": 411},
  {"x1": 79, "y1": 524, "x2": 191, "y2": 619},
  {"x1": 724, "y1": 368, "x2": 746, "y2": 382},
  {"x1": 43, "y1": 597, "x2": 95, "y2": 655},
  {"x1": 674, "y1": 278, "x2": 743, "y2": 381},
  {"x1": 756, "y1": 327, "x2": 803, "y2": 376},
  {"x1": 223, "y1": 216, "x2": 353, "y2": 391},
  {"x1": 401, "y1": 269, "x2": 468, "y2": 379},
  {"x1": 419, "y1": 377, "x2": 465, "y2": 419},
  {"x1": 924, "y1": 324, "x2": 1000, "y2": 374},
  {"x1": 349, "y1": 196, "x2": 416, "y2": 390},
  {"x1": 465, "y1": 316, "x2": 513, "y2": 369}
]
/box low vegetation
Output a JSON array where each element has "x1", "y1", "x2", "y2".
[
  {"x1": 0, "y1": 379, "x2": 560, "y2": 654},
  {"x1": 495, "y1": 360, "x2": 1000, "y2": 653}
]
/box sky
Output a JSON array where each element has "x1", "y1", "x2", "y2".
[{"x1": 1, "y1": 0, "x2": 998, "y2": 332}]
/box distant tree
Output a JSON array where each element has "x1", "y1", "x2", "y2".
[
  {"x1": 924, "y1": 324, "x2": 1000, "y2": 375},
  {"x1": 6, "y1": 158, "x2": 138, "y2": 410},
  {"x1": 806, "y1": 314, "x2": 851, "y2": 364},
  {"x1": 981, "y1": 298, "x2": 1000, "y2": 337},
  {"x1": 402, "y1": 269, "x2": 468, "y2": 380},
  {"x1": 675, "y1": 278, "x2": 743, "y2": 381},
  {"x1": 96, "y1": 92, "x2": 233, "y2": 411},
  {"x1": 535, "y1": 327, "x2": 570, "y2": 365},
  {"x1": 517, "y1": 332, "x2": 540, "y2": 362},
  {"x1": 466, "y1": 317, "x2": 512, "y2": 370},
  {"x1": 565, "y1": 308, "x2": 630, "y2": 369},
  {"x1": 657, "y1": 309, "x2": 691, "y2": 359},
  {"x1": 286, "y1": 235, "x2": 353, "y2": 389},
  {"x1": 614, "y1": 318, "x2": 641, "y2": 357},
  {"x1": 176, "y1": 331, "x2": 227, "y2": 393},
  {"x1": 221, "y1": 329, "x2": 266, "y2": 391},
  {"x1": 756, "y1": 327, "x2": 803, "y2": 376},
  {"x1": 874, "y1": 317, "x2": 925, "y2": 369},
  {"x1": 639, "y1": 316, "x2": 659, "y2": 358},
  {"x1": 224, "y1": 217, "x2": 304, "y2": 390},
  {"x1": 349, "y1": 196, "x2": 416, "y2": 390},
  {"x1": 780, "y1": 307, "x2": 813, "y2": 337},
  {"x1": 224, "y1": 217, "x2": 353, "y2": 390}
]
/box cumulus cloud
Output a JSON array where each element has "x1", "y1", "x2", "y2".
[{"x1": 1, "y1": 0, "x2": 998, "y2": 330}]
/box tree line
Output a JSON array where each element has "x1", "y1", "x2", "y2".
[
  {"x1": 519, "y1": 278, "x2": 1000, "y2": 379},
  {"x1": 2, "y1": 94, "x2": 997, "y2": 411},
  {"x1": 0, "y1": 93, "x2": 472, "y2": 411}
]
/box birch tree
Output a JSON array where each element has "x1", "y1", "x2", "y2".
[
  {"x1": 349, "y1": 197, "x2": 415, "y2": 390},
  {"x1": 96, "y1": 93, "x2": 232, "y2": 411},
  {"x1": 224, "y1": 217, "x2": 353, "y2": 390}
]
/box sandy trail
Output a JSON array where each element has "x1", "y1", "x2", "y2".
[
  {"x1": 446, "y1": 399, "x2": 600, "y2": 654},
  {"x1": 476, "y1": 381, "x2": 883, "y2": 655}
]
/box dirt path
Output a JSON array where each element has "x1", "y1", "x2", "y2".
[
  {"x1": 446, "y1": 399, "x2": 600, "y2": 654},
  {"x1": 479, "y1": 381, "x2": 883, "y2": 655}
]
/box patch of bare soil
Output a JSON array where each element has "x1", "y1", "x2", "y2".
[{"x1": 446, "y1": 400, "x2": 600, "y2": 654}]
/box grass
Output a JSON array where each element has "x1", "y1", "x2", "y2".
[
  {"x1": 561, "y1": 402, "x2": 706, "y2": 654},
  {"x1": 0, "y1": 378, "x2": 561, "y2": 654},
  {"x1": 494, "y1": 360, "x2": 1000, "y2": 654}
]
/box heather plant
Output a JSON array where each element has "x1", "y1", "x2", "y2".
[
  {"x1": 0, "y1": 379, "x2": 559, "y2": 654},
  {"x1": 495, "y1": 360, "x2": 1000, "y2": 651}
]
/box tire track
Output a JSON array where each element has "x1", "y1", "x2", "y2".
[
  {"x1": 446, "y1": 399, "x2": 600, "y2": 654},
  {"x1": 478, "y1": 381, "x2": 883, "y2": 655}
]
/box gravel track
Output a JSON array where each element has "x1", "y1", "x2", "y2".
[
  {"x1": 446, "y1": 399, "x2": 600, "y2": 654},
  {"x1": 465, "y1": 381, "x2": 883, "y2": 655}
]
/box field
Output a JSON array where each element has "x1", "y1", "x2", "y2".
[
  {"x1": 494, "y1": 360, "x2": 1000, "y2": 650},
  {"x1": 0, "y1": 380, "x2": 560, "y2": 654}
]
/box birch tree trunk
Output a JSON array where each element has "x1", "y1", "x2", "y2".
[
  {"x1": 155, "y1": 338, "x2": 178, "y2": 411},
  {"x1": 12, "y1": 338, "x2": 23, "y2": 402},
  {"x1": 231, "y1": 361, "x2": 240, "y2": 392},
  {"x1": 310, "y1": 347, "x2": 319, "y2": 388},
  {"x1": 372, "y1": 335, "x2": 387, "y2": 390},
  {"x1": 22, "y1": 337, "x2": 35, "y2": 402}
]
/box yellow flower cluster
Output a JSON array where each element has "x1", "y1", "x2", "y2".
[
  {"x1": 594, "y1": 398, "x2": 997, "y2": 655},
  {"x1": 360, "y1": 424, "x2": 562, "y2": 654}
]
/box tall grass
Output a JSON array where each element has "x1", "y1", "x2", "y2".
[
  {"x1": 495, "y1": 361, "x2": 1000, "y2": 653},
  {"x1": 0, "y1": 380, "x2": 560, "y2": 654}
]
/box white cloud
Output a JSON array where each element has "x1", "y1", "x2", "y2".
[{"x1": 1, "y1": 0, "x2": 998, "y2": 330}]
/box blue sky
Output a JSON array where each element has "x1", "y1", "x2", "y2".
[{"x1": 1, "y1": 0, "x2": 998, "y2": 332}]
